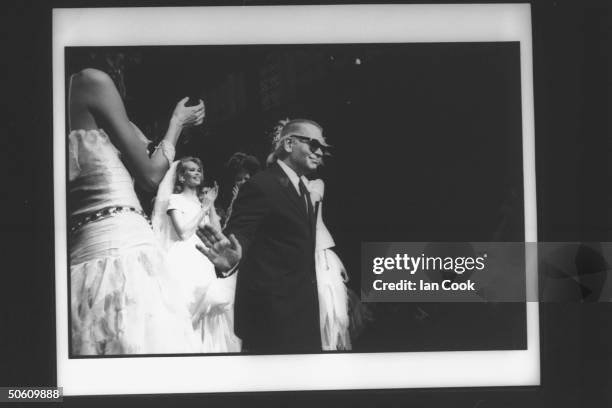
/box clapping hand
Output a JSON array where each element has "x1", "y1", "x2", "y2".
[
  {"x1": 172, "y1": 97, "x2": 205, "y2": 128},
  {"x1": 232, "y1": 184, "x2": 240, "y2": 198},
  {"x1": 196, "y1": 224, "x2": 242, "y2": 274},
  {"x1": 200, "y1": 182, "x2": 219, "y2": 208}
]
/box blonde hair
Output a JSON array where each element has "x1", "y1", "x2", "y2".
[{"x1": 173, "y1": 156, "x2": 203, "y2": 193}]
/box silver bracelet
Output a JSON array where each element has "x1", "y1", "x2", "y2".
[{"x1": 154, "y1": 140, "x2": 176, "y2": 164}]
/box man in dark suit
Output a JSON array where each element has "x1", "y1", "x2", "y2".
[{"x1": 197, "y1": 119, "x2": 329, "y2": 353}]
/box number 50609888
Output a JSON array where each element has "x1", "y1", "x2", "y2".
[{"x1": 2, "y1": 387, "x2": 62, "y2": 402}]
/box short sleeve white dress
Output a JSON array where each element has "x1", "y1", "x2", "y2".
[{"x1": 160, "y1": 192, "x2": 241, "y2": 353}]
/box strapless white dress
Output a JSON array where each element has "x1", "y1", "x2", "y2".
[{"x1": 68, "y1": 128, "x2": 199, "y2": 355}]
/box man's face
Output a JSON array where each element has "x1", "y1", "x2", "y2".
[{"x1": 286, "y1": 136, "x2": 323, "y2": 175}]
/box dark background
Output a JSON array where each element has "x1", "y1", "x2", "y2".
[
  {"x1": 66, "y1": 41, "x2": 526, "y2": 353},
  {"x1": 2, "y1": 0, "x2": 611, "y2": 407},
  {"x1": 66, "y1": 42, "x2": 524, "y2": 244}
]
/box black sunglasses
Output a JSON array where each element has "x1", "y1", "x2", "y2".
[{"x1": 292, "y1": 135, "x2": 330, "y2": 154}]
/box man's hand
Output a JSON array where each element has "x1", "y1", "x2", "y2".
[{"x1": 196, "y1": 224, "x2": 242, "y2": 273}]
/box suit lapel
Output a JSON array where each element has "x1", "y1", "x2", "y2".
[{"x1": 269, "y1": 163, "x2": 311, "y2": 225}]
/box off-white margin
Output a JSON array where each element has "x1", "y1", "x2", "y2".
[{"x1": 53, "y1": 4, "x2": 539, "y2": 396}]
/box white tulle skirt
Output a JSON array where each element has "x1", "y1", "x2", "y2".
[
  {"x1": 192, "y1": 273, "x2": 241, "y2": 353},
  {"x1": 70, "y1": 213, "x2": 200, "y2": 355},
  {"x1": 315, "y1": 248, "x2": 351, "y2": 350},
  {"x1": 166, "y1": 235, "x2": 241, "y2": 353}
]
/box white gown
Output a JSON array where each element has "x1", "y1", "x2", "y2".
[
  {"x1": 309, "y1": 179, "x2": 352, "y2": 350},
  {"x1": 163, "y1": 194, "x2": 241, "y2": 353},
  {"x1": 68, "y1": 128, "x2": 200, "y2": 355}
]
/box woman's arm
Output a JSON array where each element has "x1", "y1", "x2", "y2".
[
  {"x1": 75, "y1": 68, "x2": 204, "y2": 191},
  {"x1": 169, "y1": 206, "x2": 208, "y2": 241}
]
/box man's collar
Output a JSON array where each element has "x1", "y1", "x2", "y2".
[{"x1": 276, "y1": 159, "x2": 309, "y2": 194}]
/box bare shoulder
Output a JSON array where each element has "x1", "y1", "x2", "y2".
[
  {"x1": 71, "y1": 68, "x2": 123, "y2": 115},
  {"x1": 72, "y1": 68, "x2": 113, "y2": 88}
]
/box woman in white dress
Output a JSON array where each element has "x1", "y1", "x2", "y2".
[
  {"x1": 68, "y1": 58, "x2": 205, "y2": 355},
  {"x1": 152, "y1": 157, "x2": 241, "y2": 353},
  {"x1": 308, "y1": 179, "x2": 353, "y2": 350}
]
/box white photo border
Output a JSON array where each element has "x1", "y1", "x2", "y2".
[{"x1": 53, "y1": 4, "x2": 539, "y2": 396}]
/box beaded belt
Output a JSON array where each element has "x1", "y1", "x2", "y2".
[{"x1": 69, "y1": 206, "x2": 151, "y2": 234}]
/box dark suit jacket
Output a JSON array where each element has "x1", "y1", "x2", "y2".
[{"x1": 225, "y1": 162, "x2": 321, "y2": 353}]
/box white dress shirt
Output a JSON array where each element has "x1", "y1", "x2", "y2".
[
  {"x1": 276, "y1": 159, "x2": 310, "y2": 195},
  {"x1": 276, "y1": 160, "x2": 313, "y2": 211}
]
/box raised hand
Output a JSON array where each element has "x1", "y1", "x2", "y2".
[
  {"x1": 196, "y1": 224, "x2": 242, "y2": 273},
  {"x1": 201, "y1": 182, "x2": 219, "y2": 203},
  {"x1": 232, "y1": 184, "x2": 240, "y2": 198},
  {"x1": 171, "y1": 97, "x2": 205, "y2": 128},
  {"x1": 341, "y1": 268, "x2": 349, "y2": 283},
  {"x1": 198, "y1": 182, "x2": 219, "y2": 214}
]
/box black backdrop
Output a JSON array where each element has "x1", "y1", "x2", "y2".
[
  {"x1": 3, "y1": 1, "x2": 612, "y2": 407},
  {"x1": 66, "y1": 42, "x2": 524, "y2": 245}
]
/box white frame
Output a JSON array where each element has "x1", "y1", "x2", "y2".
[{"x1": 53, "y1": 4, "x2": 539, "y2": 396}]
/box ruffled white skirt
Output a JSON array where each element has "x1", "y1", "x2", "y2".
[
  {"x1": 167, "y1": 235, "x2": 241, "y2": 353},
  {"x1": 192, "y1": 272, "x2": 241, "y2": 353},
  {"x1": 315, "y1": 249, "x2": 351, "y2": 350},
  {"x1": 70, "y1": 213, "x2": 200, "y2": 355}
]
